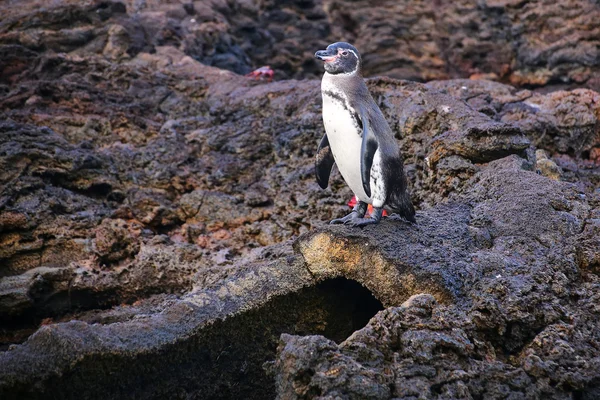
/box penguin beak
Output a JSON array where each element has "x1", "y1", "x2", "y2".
[{"x1": 315, "y1": 49, "x2": 337, "y2": 62}]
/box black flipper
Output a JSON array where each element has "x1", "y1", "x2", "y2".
[
  {"x1": 315, "y1": 134, "x2": 335, "y2": 189},
  {"x1": 359, "y1": 107, "x2": 378, "y2": 198}
]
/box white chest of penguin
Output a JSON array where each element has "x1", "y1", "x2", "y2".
[{"x1": 321, "y1": 77, "x2": 383, "y2": 205}]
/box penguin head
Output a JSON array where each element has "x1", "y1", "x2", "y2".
[{"x1": 315, "y1": 42, "x2": 361, "y2": 75}]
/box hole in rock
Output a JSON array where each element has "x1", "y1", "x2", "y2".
[
  {"x1": 0, "y1": 288, "x2": 123, "y2": 350},
  {"x1": 9, "y1": 278, "x2": 383, "y2": 400}
]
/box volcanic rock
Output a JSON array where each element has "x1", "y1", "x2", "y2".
[{"x1": 0, "y1": 0, "x2": 599, "y2": 398}]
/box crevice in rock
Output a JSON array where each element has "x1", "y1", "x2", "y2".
[
  {"x1": 0, "y1": 287, "x2": 122, "y2": 350},
  {"x1": 316, "y1": 278, "x2": 385, "y2": 340},
  {"x1": 1, "y1": 277, "x2": 383, "y2": 400}
]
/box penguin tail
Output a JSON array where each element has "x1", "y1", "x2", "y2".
[
  {"x1": 386, "y1": 190, "x2": 416, "y2": 224},
  {"x1": 404, "y1": 209, "x2": 417, "y2": 224},
  {"x1": 382, "y1": 156, "x2": 416, "y2": 224}
]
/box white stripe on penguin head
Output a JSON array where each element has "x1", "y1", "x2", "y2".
[{"x1": 336, "y1": 48, "x2": 360, "y2": 76}]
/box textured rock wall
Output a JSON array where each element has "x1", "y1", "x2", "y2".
[
  {"x1": 275, "y1": 155, "x2": 600, "y2": 399},
  {"x1": 0, "y1": 0, "x2": 599, "y2": 399},
  {"x1": 3, "y1": 43, "x2": 597, "y2": 342},
  {"x1": 2, "y1": 0, "x2": 599, "y2": 86}
]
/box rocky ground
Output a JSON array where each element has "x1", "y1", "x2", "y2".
[{"x1": 0, "y1": 0, "x2": 599, "y2": 399}]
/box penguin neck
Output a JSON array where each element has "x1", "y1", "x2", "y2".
[
  {"x1": 322, "y1": 71, "x2": 366, "y2": 98},
  {"x1": 324, "y1": 68, "x2": 360, "y2": 79}
]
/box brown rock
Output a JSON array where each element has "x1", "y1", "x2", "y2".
[
  {"x1": 536, "y1": 149, "x2": 563, "y2": 180},
  {"x1": 102, "y1": 24, "x2": 130, "y2": 60},
  {"x1": 94, "y1": 218, "x2": 142, "y2": 264},
  {"x1": 0, "y1": 2, "x2": 599, "y2": 398},
  {"x1": 3, "y1": 0, "x2": 598, "y2": 87},
  {"x1": 273, "y1": 295, "x2": 538, "y2": 399}
]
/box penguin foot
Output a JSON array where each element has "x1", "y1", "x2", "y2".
[
  {"x1": 344, "y1": 217, "x2": 381, "y2": 227},
  {"x1": 330, "y1": 211, "x2": 362, "y2": 225},
  {"x1": 346, "y1": 207, "x2": 383, "y2": 226},
  {"x1": 330, "y1": 200, "x2": 368, "y2": 225},
  {"x1": 332, "y1": 206, "x2": 383, "y2": 227}
]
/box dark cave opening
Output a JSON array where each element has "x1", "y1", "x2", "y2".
[
  {"x1": 7, "y1": 278, "x2": 384, "y2": 400},
  {"x1": 314, "y1": 278, "x2": 385, "y2": 343}
]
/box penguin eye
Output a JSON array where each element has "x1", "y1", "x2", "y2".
[{"x1": 340, "y1": 50, "x2": 349, "y2": 57}]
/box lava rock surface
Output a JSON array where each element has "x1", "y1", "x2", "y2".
[{"x1": 0, "y1": 0, "x2": 600, "y2": 399}]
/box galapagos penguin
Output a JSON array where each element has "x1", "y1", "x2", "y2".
[{"x1": 314, "y1": 42, "x2": 416, "y2": 226}]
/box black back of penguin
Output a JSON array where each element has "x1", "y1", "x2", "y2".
[{"x1": 360, "y1": 87, "x2": 415, "y2": 222}]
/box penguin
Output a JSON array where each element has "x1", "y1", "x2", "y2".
[{"x1": 314, "y1": 42, "x2": 416, "y2": 226}]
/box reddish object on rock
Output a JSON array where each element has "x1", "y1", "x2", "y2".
[
  {"x1": 245, "y1": 66, "x2": 274, "y2": 81},
  {"x1": 347, "y1": 195, "x2": 388, "y2": 216}
]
